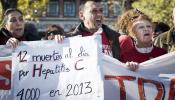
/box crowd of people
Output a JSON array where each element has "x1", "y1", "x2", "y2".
[{"x1": 0, "y1": 0, "x2": 175, "y2": 71}]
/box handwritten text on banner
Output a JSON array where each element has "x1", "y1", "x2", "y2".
[{"x1": 12, "y1": 36, "x2": 103, "y2": 100}]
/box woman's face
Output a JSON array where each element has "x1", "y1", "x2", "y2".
[
  {"x1": 133, "y1": 20, "x2": 153, "y2": 44},
  {"x1": 5, "y1": 11, "x2": 25, "y2": 38}
]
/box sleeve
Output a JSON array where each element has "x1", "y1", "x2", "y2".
[
  {"x1": 119, "y1": 35, "x2": 134, "y2": 54},
  {"x1": 153, "y1": 35, "x2": 164, "y2": 48}
]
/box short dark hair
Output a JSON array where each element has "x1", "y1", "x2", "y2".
[{"x1": 79, "y1": 0, "x2": 101, "y2": 12}]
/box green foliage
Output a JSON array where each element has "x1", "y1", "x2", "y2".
[
  {"x1": 18, "y1": 0, "x2": 48, "y2": 21},
  {"x1": 132, "y1": 0, "x2": 175, "y2": 27},
  {"x1": 0, "y1": 2, "x2": 2, "y2": 23}
]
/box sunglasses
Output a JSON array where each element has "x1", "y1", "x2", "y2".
[{"x1": 47, "y1": 30, "x2": 63, "y2": 36}]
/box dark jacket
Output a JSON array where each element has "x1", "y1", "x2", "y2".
[
  {"x1": 0, "y1": 26, "x2": 40, "y2": 45},
  {"x1": 0, "y1": 28, "x2": 26, "y2": 45},
  {"x1": 65, "y1": 23, "x2": 121, "y2": 60},
  {"x1": 154, "y1": 28, "x2": 175, "y2": 52}
]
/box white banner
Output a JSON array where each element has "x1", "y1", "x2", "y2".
[
  {"x1": 12, "y1": 36, "x2": 103, "y2": 100},
  {"x1": 103, "y1": 52, "x2": 175, "y2": 100},
  {"x1": 0, "y1": 36, "x2": 174, "y2": 100}
]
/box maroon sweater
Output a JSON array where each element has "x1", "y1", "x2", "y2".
[{"x1": 121, "y1": 46, "x2": 167, "y2": 63}]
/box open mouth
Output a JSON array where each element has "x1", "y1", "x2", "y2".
[
  {"x1": 14, "y1": 28, "x2": 24, "y2": 35},
  {"x1": 96, "y1": 19, "x2": 102, "y2": 26},
  {"x1": 144, "y1": 33, "x2": 150, "y2": 36},
  {"x1": 15, "y1": 28, "x2": 23, "y2": 32}
]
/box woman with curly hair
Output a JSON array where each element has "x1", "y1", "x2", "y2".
[
  {"x1": 120, "y1": 10, "x2": 167, "y2": 71},
  {"x1": 117, "y1": 9, "x2": 144, "y2": 55}
]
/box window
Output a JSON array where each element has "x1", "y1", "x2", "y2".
[
  {"x1": 112, "y1": 2, "x2": 122, "y2": 17},
  {"x1": 101, "y1": 0, "x2": 108, "y2": 17},
  {"x1": 64, "y1": 0, "x2": 76, "y2": 17},
  {"x1": 47, "y1": 0, "x2": 59, "y2": 16}
]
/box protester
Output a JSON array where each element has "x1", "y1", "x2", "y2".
[
  {"x1": 43, "y1": 24, "x2": 64, "y2": 40},
  {"x1": 65, "y1": 0, "x2": 121, "y2": 60},
  {"x1": 0, "y1": 8, "x2": 40, "y2": 48},
  {"x1": 117, "y1": 9, "x2": 143, "y2": 54},
  {"x1": 120, "y1": 12, "x2": 167, "y2": 71},
  {"x1": 154, "y1": 7, "x2": 175, "y2": 52},
  {"x1": 153, "y1": 22, "x2": 170, "y2": 38}
]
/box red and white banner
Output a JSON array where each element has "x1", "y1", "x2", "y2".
[
  {"x1": 0, "y1": 36, "x2": 175, "y2": 100},
  {"x1": 103, "y1": 52, "x2": 175, "y2": 100},
  {"x1": 0, "y1": 56, "x2": 11, "y2": 100}
]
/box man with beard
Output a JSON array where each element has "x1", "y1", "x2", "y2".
[{"x1": 65, "y1": 0, "x2": 121, "y2": 60}]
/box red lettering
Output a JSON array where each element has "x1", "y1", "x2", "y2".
[
  {"x1": 168, "y1": 78, "x2": 175, "y2": 100},
  {"x1": 138, "y1": 77, "x2": 164, "y2": 100},
  {"x1": 105, "y1": 75, "x2": 136, "y2": 100},
  {"x1": 0, "y1": 60, "x2": 11, "y2": 90}
]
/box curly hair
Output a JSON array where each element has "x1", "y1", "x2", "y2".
[
  {"x1": 116, "y1": 9, "x2": 144, "y2": 35},
  {"x1": 127, "y1": 14, "x2": 152, "y2": 38}
]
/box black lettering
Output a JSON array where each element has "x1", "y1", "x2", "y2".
[
  {"x1": 85, "y1": 81, "x2": 92, "y2": 94},
  {"x1": 16, "y1": 89, "x2": 24, "y2": 100},
  {"x1": 49, "y1": 89, "x2": 62, "y2": 97},
  {"x1": 19, "y1": 70, "x2": 29, "y2": 80},
  {"x1": 65, "y1": 48, "x2": 72, "y2": 58},
  {"x1": 32, "y1": 51, "x2": 62, "y2": 62},
  {"x1": 17, "y1": 51, "x2": 27, "y2": 62},
  {"x1": 66, "y1": 84, "x2": 73, "y2": 97},
  {"x1": 78, "y1": 46, "x2": 89, "y2": 57},
  {"x1": 16, "y1": 88, "x2": 40, "y2": 100},
  {"x1": 49, "y1": 90, "x2": 55, "y2": 97},
  {"x1": 75, "y1": 59, "x2": 84, "y2": 70},
  {"x1": 66, "y1": 81, "x2": 92, "y2": 97},
  {"x1": 33, "y1": 64, "x2": 42, "y2": 77}
]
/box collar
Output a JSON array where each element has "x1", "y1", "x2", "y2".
[
  {"x1": 78, "y1": 22, "x2": 92, "y2": 34},
  {"x1": 78, "y1": 22, "x2": 103, "y2": 36},
  {"x1": 135, "y1": 44, "x2": 153, "y2": 53},
  {"x1": 0, "y1": 28, "x2": 13, "y2": 38}
]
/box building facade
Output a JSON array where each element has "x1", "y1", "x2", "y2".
[{"x1": 36, "y1": 0, "x2": 122, "y2": 32}]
